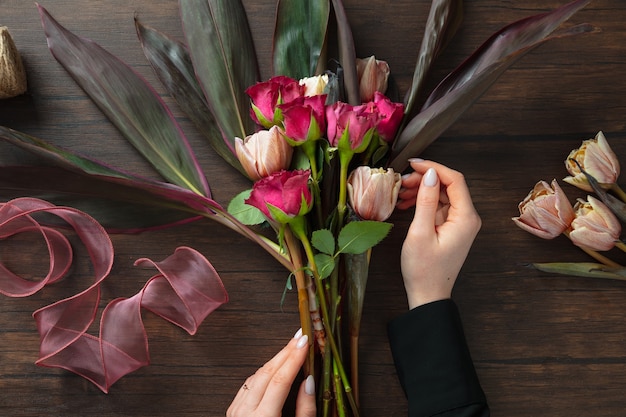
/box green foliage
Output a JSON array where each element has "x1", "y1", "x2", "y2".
[
  {"x1": 337, "y1": 221, "x2": 393, "y2": 254},
  {"x1": 227, "y1": 190, "x2": 266, "y2": 225}
]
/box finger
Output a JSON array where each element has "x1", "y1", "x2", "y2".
[
  {"x1": 257, "y1": 333, "x2": 310, "y2": 411},
  {"x1": 295, "y1": 375, "x2": 317, "y2": 417},
  {"x1": 240, "y1": 330, "x2": 303, "y2": 409},
  {"x1": 409, "y1": 160, "x2": 474, "y2": 219},
  {"x1": 410, "y1": 167, "x2": 440, "y2": 238}
]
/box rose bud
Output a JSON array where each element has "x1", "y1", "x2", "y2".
[
  {"x1": 512, "y1": 179, "x2": 575, "y2": 239},
  {"x1": 299, "y1": 74, "x2": 329, "y2": 97},
  {"x1": 326, "y1": 101, "x2": 378, "y2": 154},
  {"x1": 371, "y1": 92, "x2": 404, "y2": 142},
  {"x1": 564, "y1": 131, "x2": 620, "y2": 192},
  {"x1": 356, "y1": 55, "x2": 390, "y2": 102},
  {"x1": 347, "y1": 166, "x2": 401, "y2": 221},
  {"x1": 245, "y1": 169, "x2": 313, "y2": 224},
  {"x1": 245, "y1": 75, "x2": 304, "y2": 128},
  {"x1": 279, "y1": 95, "x2": 327, "y2": 144},
  {"x1": 235, "y1": 126, "x2": 293, "y2": 181},
  {"x1": 569, "y1": 195, "x2": 621, "y2": 251}
]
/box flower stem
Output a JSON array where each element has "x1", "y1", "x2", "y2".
[
  {"x1": 283, "y1": 226, "x2": 314, "y2": 375},
  {"x1": 295, "y1": 229, "x2": 359, "y2": 417}
]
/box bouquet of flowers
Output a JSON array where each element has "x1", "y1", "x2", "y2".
[
  {"x1": 514, "y1": 131, "x2": 626, "y2": 280},
  {"x1": 0, "y1": 0, "x2": 594, "y2": 413}
]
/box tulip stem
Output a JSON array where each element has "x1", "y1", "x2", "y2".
[
  {"x1": 615, "y1": 240, "x2": 626, "y2": 253},
  {"x1": 579, "y1": 245, "x2": 621, "y2": 267}
]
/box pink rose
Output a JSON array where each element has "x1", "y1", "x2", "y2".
[
  {"x1": 246, "y1": 76, "x2": 304, "y2": 128},
  {"x1": 279, "y1": 95, "x2": 327, "y2": 144},
  {"x1": 326, "y1": 101, "x2": 378, "y2": 153},
  {"x1": 245, "y1": 170, "x2": 313, "y2": 223},
  {"x1": 372, "y1": 92, "x2": 404, "y2": 142}
]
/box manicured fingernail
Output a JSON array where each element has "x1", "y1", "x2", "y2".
[
  {"x1": 408, "y1": 158, "x2": 424, "y2": 163},
  {"x1": 401, "y1": 173, "x2": 412, "y2": 181},
  {"x1": 296, "y1": 334, "x2": 309, "y2": 349},
  {"x1": 305, "y1": 375, "x2": 315, "y2": 396},
  {"x1": 294, "y1": 328, "x2": 303, "y2": 339},
  {"x1": 423, "y1": 168, "x2": 438, "y2": 187}
]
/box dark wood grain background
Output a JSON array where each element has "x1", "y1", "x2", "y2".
[{"x1": 2, "y1": 0, "x2": 626, "y2": 415}]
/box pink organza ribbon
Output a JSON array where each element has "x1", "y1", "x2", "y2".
[{"x1": 0, "y1": 197, "x2": 228, "y2": 393}]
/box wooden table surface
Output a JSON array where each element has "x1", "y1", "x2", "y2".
[{"x1": 2, "y1": 0, "x2": 626, "y2": 416}]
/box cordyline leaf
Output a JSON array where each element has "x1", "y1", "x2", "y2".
[
  {"x1": 403, "y1": 0, "x2": 463, "y2": 118},
  {"x1": 37, "y1": 5, "x2": 210, "y2": 197},
  {"x1": 389, "y1": 0, "x2": 596, "y2": 172},
  {"x1": 0, "y1": 126, "x2": 220, "y2": 232},
  {"x1": 135, "y1": 19, "x2": 246, "y2": 176},
  {"x1": 532, "y1": 262, "x2": 626, "y2": 281},
  {"x1": 180, "y1": 0, "x2": 259, "y2": 154},
  {"x1": 331, "y1": 0, "x2": 359, "y2": 105},
  {"x1": 273, "y1": 0, "x2": 330, "y2": 79}
]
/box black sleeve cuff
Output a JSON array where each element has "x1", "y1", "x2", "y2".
[{"x1": 388, "y1": 299, "x2": 488, "y2": 417}]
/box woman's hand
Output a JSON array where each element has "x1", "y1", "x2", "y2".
[
  {"x1": 397, "y1": 159, "x2": 482, "y2": 309},
  {"x1": 226, "y1": 329, "x2": 316, "y2": 417}
]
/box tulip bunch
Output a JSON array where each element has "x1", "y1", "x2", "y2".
[
  {"x1": 513, "y1": 131, "x2": 626, "y2": 279},
  {"x1": 230, "y1": 71, "x2": 403, "y2": 416}
]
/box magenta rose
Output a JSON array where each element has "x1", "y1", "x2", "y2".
[
  {"x1": 245, "y1": 169, "x2": 313, "y2": 223},
  {"x1": 326, "y1": 101, "x2": 378, "y2": 153},
  {"x1": 371, "y1": 92, "x2": 404, "y2": 142},
  {"x1": 246, "y1": 76, "x2": 304, "y2": 128},
  {"x1": 279, "y1": 94, "x2": 327, "y2": 144}
]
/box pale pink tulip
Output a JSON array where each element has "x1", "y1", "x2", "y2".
[
  {"x1": 235, "y1": 126, "x2": 293, "y2": 181},
  {"x1": 564, "y1": 131, "x2": 620, "y2": 192},
  {"x1": 347, "y1": 166, "x2": 401, "y2": 221},
  {"x1": 512, "y1": 179, "x2": 575, "y2": 239},
  {"x1": 356, "y1": 56, "x2": 390, "y2": 103},
  {"x1": 569, "y1": 195, "x2": 621, "y2": 251}
]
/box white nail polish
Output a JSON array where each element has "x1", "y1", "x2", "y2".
[
  {"x1": 294, "y1": 328, "x2": 303, "y2": 339},
  {"x1": 296, "y1": 334, "x2": 308, "y2": 349},
  {"x1": 305, "y1": 375, "x2": 315, "y2": 395},
  {"x1": 423, "y1": 168, "x2": 438, "y2": 187}
]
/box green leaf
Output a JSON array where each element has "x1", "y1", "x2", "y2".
[
  {"x1": 273, "y1": 0, "x2": 330, "y2": 78},
  {"x1": 135, "y1": 19, "x2": 246, "y2": 176},
  {"x1": 314, "y1": 253, "x2": 335, "y2": 279},
  {"x1": 388, "y1": 0, "x2": 595, "y2": 172},
  {"x1": 227, "y1": 190, "x2": 266, "y2": 226},
  {"x1": 337, "y1": 220, "x2": 392, "y2": 254},
  {"x1": 312, "y1": 228, "x2": 335, "y2": 255},
  {"x1": 532, "y1": 262, "x2": 626, "y2": 281},
  {"x1": 180, "y1": 0, "x2": 259, "y2": 153},
  {"x1": 37, "y1": 5, "x2": 210, "y2": 197}
]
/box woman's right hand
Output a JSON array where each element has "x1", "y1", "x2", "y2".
[{"x1": 397, "y1": 159, "x2": 482, "y2": 309}]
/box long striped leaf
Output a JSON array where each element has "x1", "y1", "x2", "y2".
[
  {"x1": 0, "y1": 126, "x2": 218, "y2": 232},
  {"x1": 388, "y1": 0, "x2": 595, "y2": 172},
  {"x1": 38, "y1": 5, "x2": 210, "y2": 197},
  {"x1": 180, "y1": 0, "x2": 259, "y2": 151},
  {"x1": 273, "y1": 0, "x2": 330, "y2": 79},
  {"x1": 135, "y1": 19, "x2": 246, "y2": 176}
]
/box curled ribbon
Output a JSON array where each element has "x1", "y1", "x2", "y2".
[{"x1": 0, "y1": 197, "x2": 228, "y2": 393}]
